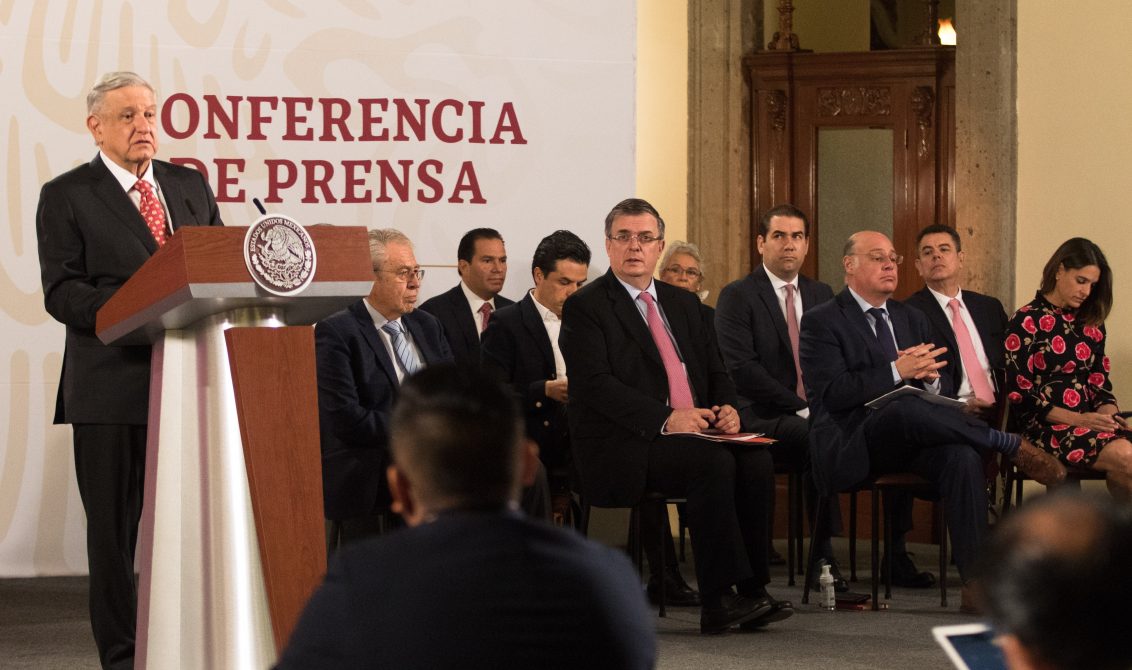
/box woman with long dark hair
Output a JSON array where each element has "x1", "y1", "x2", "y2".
[{"x1": 1005, "y1": 237, "x2": 1132, "y2": 498}]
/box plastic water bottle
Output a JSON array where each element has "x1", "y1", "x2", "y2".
[{"x1": 819, "y1": 563, "x2": 836, "y2": 611}]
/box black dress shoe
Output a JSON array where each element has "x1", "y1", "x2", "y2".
[
  {"x1": 806, "y1": 558, "x2": 850, "y2": 593},
  {"x1": 768, "y1": 548, "x2": 786, "y2": 566},
  {"x1": 646, "y1": 575, "x2": 702, "y2": 607},
  {"x1": 882, "y1": 552, "x2": 937, "y2": 588},
  {"x1": 739, "y1": 594, "x2": 794, "y2": 630},
  {"x1": 700, "y1": 595, "x2": 772, "y2": 635}
]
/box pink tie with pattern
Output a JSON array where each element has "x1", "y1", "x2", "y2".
[
  {"x1": 638, "y1": 291, "x2": 694, "y2": 409},
  {"x1": 785, "y1": 283, "x2": 805, "y2": 399}
]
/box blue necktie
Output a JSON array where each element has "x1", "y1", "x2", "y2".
[
  {"x1": 867, "y1": 307, "x2": 899, "y2": 362},
  {"x1": 381, "y1": 320, "x2": 423, "y2": 377}
]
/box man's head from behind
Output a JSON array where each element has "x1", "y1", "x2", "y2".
[
  {"x1": 532, "y1": 230, "x2": 590, "y2": 316},
  {"x1": 457, "y1": 228, "x2": 508, "y2": 300},
  {"x1": 387, "y1": 364, "x2": 537, "y2": 525},
  {"x1": 977, "y1": 491, "x2": 1132, "y2": 670}
]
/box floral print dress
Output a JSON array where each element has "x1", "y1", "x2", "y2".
[{"x1": 1004, "y1": 293, "x2": 1118, "y2": 466}]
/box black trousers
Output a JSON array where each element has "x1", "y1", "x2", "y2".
[
  {"x1": 645, "y1": 435, "x2": 774, "y2": 597},
  {"x1": 862, "y1": 397, "x2": 990, "y2": 580},
  {"x1": 73, "y1": 424, "x2": 146, "y2": 670}
]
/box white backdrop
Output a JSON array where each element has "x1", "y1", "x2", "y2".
[{"x1": 0, "y1": 0, "x2": 635, "y2": 575}]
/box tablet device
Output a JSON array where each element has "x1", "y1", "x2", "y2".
[{"x1": 932, "y1": 623, "x2": 1006, "y2": 670}]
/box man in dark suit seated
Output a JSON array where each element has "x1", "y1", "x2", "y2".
[
  {"x1": 315, "y1": 229, "x2": 453, "y2": 544},
  {"x1": 798, "y1": 230, "x2": 1066, "y2": 611},
  {"x1": 482, "y1": 230, "x2": 699, "y2": 607},
  {"x1": 276, "y1": 364, "x2": 657, "y2": 670},
  {"x1": 905, "y1": 224, "x2": 1009, "y2": 419},
  {"x1": 561, "y1": 198, "x2": 790, "y2": 634},
  {"x1": 714, "y1": 203, "x2": 848, "y2": 591},
  {"x1": 35, "y1": 71, "x2": 223, "y2": 669},
  {"x1": 419, "y1": 227, "x2": 515, "y2": 365}
]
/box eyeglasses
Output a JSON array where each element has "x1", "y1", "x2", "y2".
[
  {"x1": 607, "y1": 232, "x2": 663, "y2": 246},
  {"x1": 663, "y1": 265, "x2": 702, "y2": 279},
  {"x1": 375, "y1": 267, "x2": 425, "y2": 282},
  {"x1": 852, "y1": 252, "x2": 904, "y2": 265}
]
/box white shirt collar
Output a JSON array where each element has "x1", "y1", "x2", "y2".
[
  {"x1": 615, "y1": 275, "x2": 657, "y2": 302},
  {"x1": 763, "y1": 264, "x2": 798, "y2": 293},
  {"x1": 848, "y1": 286, "x2": 889, "y2": 313},
  {"x1": 460, "y1": 280, "x2": 494, "y2": 312},
  {"x1": 100, "y1": 151, "x2": 157, "y2": 194},
  {"x1": 927, "y1": 285, "x2": 964, "y2": 311},
  {"x1": 363, "y1": 298, "x2": 393, "y2": 329},
  {"x1": 529, "y1": 290, "x2": 559, "y2": 322}
]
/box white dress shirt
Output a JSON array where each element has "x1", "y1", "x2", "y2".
[
  {"x1": 764, "y1": 266, "x2": 810, "y2": 419},
  {"x1": 460, "y1": 281, "x2": 497, "y2": 337},
  {"x1": 530, "y1": 290, "x2": 567, "y2": 379},
  {"x1": 363, "y1": 300, "x2": 424, "y2": 382},
  {"x1": 99, "y1": 151, "x2": 173, "y2": 236}
]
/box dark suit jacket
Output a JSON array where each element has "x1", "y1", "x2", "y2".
[
  {"x1": 904, "y1": 287, "x2": 1009, "y2": 397},
  {"x1": 314, "y1": 301, "x2": 453, "y2": 520},
  {"x1": 480, "y1": 294, "x2": 571, "y2": 470},
  {"x1": 560, "y1": 270, "x2": 737, "y2": 507},
  {"x1": 36, "y1": 155, "x2": 222, "y2": 425},
  {"x1": 418, "y1": 284, "x2": 515, "y2": 365},
  {"x1": 715, "y1": 266, "x2": 834, "y2": 420},
  {"x1": 799, "y1": 289, "x2": 944, "y2": 495},
  {"x1": 276, "y1": 511, "x2": 656, "y2": 670}
]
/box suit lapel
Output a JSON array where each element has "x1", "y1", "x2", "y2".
[
  {"x1": 918, "y1": 289, "x2": 959, "y2": 352},
  {"x1": 153, "y1": 161, "x2": 191, "y2": 231},
  {"x1": 519, "y1": 295, "x2": 556, "y2": 373},
  {"x1": 799, "y1": 275, "x2": 823, "y2": 312},
  {"x1": 887, "y1": 303, "x2": 915, "y2": 350},
  {"x1": 89, "y1": 156, "x2": 158, "y2": 254},
  {"x1": 350, "y1": 301, "x2": 398, "y2": 386},
  {"x1": 837, "y1": 289, "x2": 889, "y2": 363},
  {"x1": 604, "y1": 271, "x2": 663, "y2": 368},
  {"x1": 753, "y1": 267, "x2": 792, "y2": 352},
  {"x1": 450, "y1": 288, "x2": 481, "y2": 352}
]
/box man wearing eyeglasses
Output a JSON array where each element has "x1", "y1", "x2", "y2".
[
  {"x1": 799, "y1": 230, "x2": 1066, "y2": 612},
  {"x1": 314, "y1": 228, "x2": 453, "y2": 545},
  {"x1": 561, "y1": 198, "x2": 789, "y2": 634}
]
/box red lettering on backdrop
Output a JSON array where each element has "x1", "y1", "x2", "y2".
[
  {"x1": 417, "y1": 160, "x2": 443, "y2": 203},
  {"x1": 467, "y1": 101, "x2": 485, "y2": 143},
  {"x1": 448, "y1": 161, "x2": 485, "y2": 203},
  {"x1": 320, "y1": 98, "x2": 354, "y2": 141},
  {"x1": 282, "y1": 97, "x2": 315, "y2": 141},
  {"x1": 246, "y1": 96, "x2": 278, "y2": 140},
  {"x1": 264, "y1": 159, "x2": 297, "y2": 203},
  {"x1": 161, "y1": 93, "x2": 198, "y2": 140},
  {"x1": 358, "y1": 99, "x2": 389, "y2": 141},
  {"x1": 375, "y1": 160, "x2": 413, "y2": 203},
  {"x1": 491, "y1": 102, "x2": 526, "y2": 144},
  {"x1": 432, "y1": 99, "x2": 463, "y2": 143},
  {"x1": 393, "y1": 99, "x2": 429, "y2": 142},
  {"x1": 340, "y1": 160, "x2": 372, "y2": 203},
  {"x1": 203, "y1": 95, "x2": 241, "y2": 139},
  {"x1": 213, "y1": 158, "x2": 246, "y2": 202},
  {"x1": 301, "y1": 160, "x2": 336, "y2": 203}
]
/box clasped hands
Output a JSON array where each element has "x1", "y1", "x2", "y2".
[
  {"x1": 894, "y1": 343, "x2": 947, "y2": 382},
  {"x1": 667, "y1": 404, "x2": 740, "y2": 434}
]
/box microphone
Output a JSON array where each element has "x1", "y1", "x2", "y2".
[{"x1": 253, "y1": 198, "x2": 267, "y2": 216}]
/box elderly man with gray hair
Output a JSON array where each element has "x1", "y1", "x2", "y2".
[{"x1": 36, "y1": 71, "x2": 223, "y2": 668}]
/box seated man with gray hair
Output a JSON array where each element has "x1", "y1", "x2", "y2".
[{"x1": 277, "y1": 364, "x2": 656, "y2": 669}]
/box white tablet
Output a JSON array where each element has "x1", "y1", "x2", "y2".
[{"x1": 932, "y1": 623, "x2": 1007, "y2": 670}]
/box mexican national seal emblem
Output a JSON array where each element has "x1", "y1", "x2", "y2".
[{"x1": 243, "y1": 214, "x2": 317, "y2": 296}]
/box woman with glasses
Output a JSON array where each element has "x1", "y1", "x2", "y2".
[
  {"x1": 1004, "y1": 238, "x2": 1132, "y2": 498},
  {"x1": 659, "y1": 241, "x2": 709, "y2": 302}
]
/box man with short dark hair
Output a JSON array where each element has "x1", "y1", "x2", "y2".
[
  {"x1": 799, "y1": 230, "x2": 1066, "y2": 611},
  {"x1": 315, "y1": 229, "x2": 453, "y2": 544},
  {"x1": 419, "y1": 228, "x2": 514, "y2": 365},
  {"x1": 715, "y1": 203, "x2": 846, "y2": 591},
  {"x1": 277, "y1": 365, "x2": 657, "y2": 670},
  {"x1": 977, "y1": 491, "x2": 1132, "y2": 670},
  {"x1": 561, "y1": 197, "x2": 790, "y2": 634},
  {"x1": 36, "y1": 71, "x2": 223, "y2": 668},
  {"x1": 905, "y1": 224, "x2": 1009, "y2": 420}
]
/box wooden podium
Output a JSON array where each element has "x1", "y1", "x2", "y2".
[{"x1": 96, "y1": 226, "x2": 373, "y2": 669}]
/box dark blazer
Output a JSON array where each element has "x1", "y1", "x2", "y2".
[
  {"x1": 314, "y1": 301, "x2": 453, "y2": 520},
  {"x1": 904, "y1": 287, "x2": 1009, "y2": 397},
  {"x1": 36, "y1": 155, "x2": 222, "y2": 425},
  {"x1": 418, "y1": 284, "x2": 515, "y2": 365},
  {"x1": 276, "y1": 511, "x2": 656, "y2": 670},
  {"x1": 560, "y1": 270, "x2": 737, "y2": 507},
  {"x1": 715, "y1": 266, "x2": 834, "y2": 420},
  {"x1": 480, "y1": 294, "x2": 570, "y2": 469},
  {"x1": 799, "y1": 289, "x2": 942, "y2": 495}
]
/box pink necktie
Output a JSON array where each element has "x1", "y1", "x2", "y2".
[
  {"x1": 947, "y1": 298, "x2": 996, "y2": 403},
  {"x1": 784, "y1": 284, "x2": 805, "y2": 399},
  {"x1": 478, "y1": 302, "x2": 493, "y2": 336},
  {"x1": 638, "y1": 291, "x2": 694, "y2": 409},
  {"x1": 133, "y1": 180, "x2": 167, "y2": 246}
]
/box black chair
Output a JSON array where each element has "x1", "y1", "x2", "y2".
[
  {"x1": 580, "y1": 492, "x2": 686, "y2": 618},
  {"x1": 773, "y1": 456, "x2": 806, "y2": 586},
  {"x1": 802, "y1": 474, "x2": 948, "y2": 611}
]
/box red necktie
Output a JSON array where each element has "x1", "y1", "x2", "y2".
[
  {"x1": 638, "y1": 291, "x2": 694, "y2": 409},
  {"x1": 784, "y1": 283, "x2": 805, "y2": 399},
  {"x1": 947, "y1": 298, "x2": 996, "y2": 403},
  {"x1": 478, "y1": 302, "x2": 493, "y2": 335},
  {"x1": 133, "y1": 180, "x2": 167, "y2": 246}
]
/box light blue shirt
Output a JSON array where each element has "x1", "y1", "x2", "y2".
[{"x1": 846, "y1": 287, "x2": 939, "y2": 392}]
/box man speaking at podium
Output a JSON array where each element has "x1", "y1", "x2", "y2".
[{"x1": 35, "y1": 71, "x2": 222, "y2": 669}]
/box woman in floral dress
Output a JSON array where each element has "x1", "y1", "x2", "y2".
[{"x1": 1005, "y1": 238, "x2": 1132, "y2": 498}]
